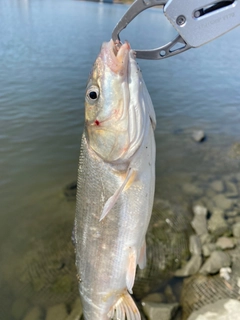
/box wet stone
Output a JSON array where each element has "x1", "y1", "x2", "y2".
[
  {"x1": 191, "y1": 205, "x2": 208, "y2": 235},
  {"x1": 23, "y1": 307, "x2": 43, "y2": 320},
  {"x1": 182, "y1": 184, "x2": 203, "y2": 196},
  {"x1": 225, "y1": 181, "x2": 238, "y2": 196},
  {"x1": 227, "y1": 217, "x2": 236, "y2": 225},
  {"x1": 142, "y1": 302, "x2": 179, "y2": 320},
  {"x1": 210, "y1": 180, "x2": 224, "y2": 193},
  {"x1": 193, "y1": 205, "x2": 208, "y2": 217},
  {"x1": 204, "y1": 188, "x2": 216, "y2": 200},
  {"x1": 192, "y1": 130, "x2": 205, "y2": 142},
  {"x1": 233, "y1": 222, "x2": 240, "y2": 238},
  {"x1": 175, "y1": 255, "x2": 202, "y2": 277},
  {"x1": 216, "y1": 237, "x2": 235, "y2": 250},
  {"x1": 212, "y1": 194, "x2": 235, "y2": 211},
  {"x1": 226, "y1": 210, "x2": 239, "y2": 218},
  {"x1": 208, "y1": 208, "x2": 229, "y2": 236},
  {"x1": 187, "y1": 299, "x2": 240, "y2": 320},
  {"x1": 66, "y1": 297, "x2": 83, "y2": 320},
  {"x1": 200, "y1": 233, "x2": 213, "y2": 245},
  {"x1": 200, "y1": 250, "x2": 231, "y2": 275},
  {"x1": 220, "y1": 267, "x2": 232, "y2": 281},
  {"x1": 189, "y1": 235, "x2": 202, "y2": 255},
  {"x1": 142, "y1": 293, "x2": 165, "y2": 303},
  {"x1": 202, "y1": 243, "x2": 216, "y2": 257},
  {"x1": 164, "y1": 285, "x2": 176, "y2": 303},
  {"x1": 45, "y1": 303, "x2": 68, "y2": 320}
]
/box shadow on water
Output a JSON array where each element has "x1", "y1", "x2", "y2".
[{"x1": 1, "y1": 0, "x2": 240, "y2": 319}]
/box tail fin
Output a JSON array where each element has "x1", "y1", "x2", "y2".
[{"x1": 107, "y1": 291, "x2": 141, "y2": 320}]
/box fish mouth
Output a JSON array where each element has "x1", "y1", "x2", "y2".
[{"x1": 100, "y1": 39, "x2": 131, "y2": 74}]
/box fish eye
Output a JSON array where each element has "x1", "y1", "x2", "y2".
[
  {"x1": 86, "y1": 86, "x2": 99, "y2": 102},
  {"x1": 89, "y1": 91, "x2": 97, "y2": 99}
]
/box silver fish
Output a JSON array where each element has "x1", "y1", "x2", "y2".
[{"x1": 74, "y1": 39, "x2": 156, "y2": 320}]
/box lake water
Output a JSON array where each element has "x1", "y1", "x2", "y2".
[{"x1": 1, "y1": 0, "x2": 240, "y2": 319}]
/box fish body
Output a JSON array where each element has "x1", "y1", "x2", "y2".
[{"x1": 74, "y1": 40, "x2": 156, "y2": 320}]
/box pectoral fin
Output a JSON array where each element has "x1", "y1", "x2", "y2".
[
  {"x1": 99, "y1": 168, "x2": 134, "y2": 221},
  {"x1": 107, "y1": 291, "x2": 141, "y2": 320}
]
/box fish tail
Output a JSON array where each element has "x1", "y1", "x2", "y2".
[{"x1": 107, "y1": 291, "x2": 141, "y2": 320}]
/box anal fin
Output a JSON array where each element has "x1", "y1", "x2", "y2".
[{"x1": 107, "y1": 291, "x2": 141, "y2": 320}]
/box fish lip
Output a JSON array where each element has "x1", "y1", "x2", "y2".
[{"x1": 100, "y1": 39, "x2": 131, "y2": 74}]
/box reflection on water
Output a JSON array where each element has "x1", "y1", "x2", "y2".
[{"x1": 1, "y1": 0, "x2": 240, "y2": 319}]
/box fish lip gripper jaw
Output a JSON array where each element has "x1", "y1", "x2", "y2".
[{"x1": 112, "y1": 0, "x2": 240, "y2": 60}]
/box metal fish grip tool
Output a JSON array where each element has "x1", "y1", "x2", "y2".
[{"x1": 112, "y1": 0, "x2": 240, "y2": 59}]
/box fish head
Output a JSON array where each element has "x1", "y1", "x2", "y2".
[{"x1": 84, "y1": 40, "x2": 131, "y2": 163}]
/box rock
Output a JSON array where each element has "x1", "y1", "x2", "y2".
[
  {"x1": 210, "y1": 180, "x2": 224, "y2": 193},
  {"x1": 66, "y1": 297, "x2": 83, "y2": 320},
  {"x1": 208, "y1": 208, "x2": 229, "y2": 236},
  {"x1": 164, "y1": 285, "x2": 176, "y2": 303},
  {"x1": 192, "y1": 130, "x2": 205, "y2": 142},
  {"x1": 175, "y1": 255, "x2": 202, "y2": 277},
  {"x1": 142, "y1": 302, "x2": 179, "y2": 320},
  {"x1": 216, "y1": 237, "x2": 235, "y2": 249},
  {"x1": 235, "y1": 216, "x2": 240, "y2": 223},
  {"x1": 226, "y1": 210, "x2": 239, "y2": 218},
  {"x1": 191, "y1": 205, "x2": 208, "y2": 235},
  {"x1": 233, "y1": 222, "x2": 240, "y2": 238},
  {"x1": 227, "y1": 217, "x2": 236, "y2": 225},
  {"x1": 193, "y1": 205, "x2": 208, "y2": 216},
  {"x1": 225, "y1": 181, "x2": 238, "y2": 197},
  {"x1": 202, "y1": 243, "x2": 216, "y2": 257},
  {"x1": 212, "y1": 194, "x2": 234, "y2": 210},
  {"x1": 183, "y1": 184, "x2": 203, "y2": 196},
  {"x1": 11, "y1": 298, "x2": 30, "y2": 320},
  {"x1": 204, "y1": 189, "x2": 217, "y2": 201},
  {"x1": 45, "y1": 304, "x2": 68, "y2": 320},
  {"x1": 189, "y1": 235, "x2": 202, "y2": 255},
  {"x1": 200, "y1": 250, "x2": 231, "y2": 275},
  {"x1": 200, "y1": 233, "x2": 213, "y2": 245},
  {"x1": 66, "y1": 298, "x2": 82, "y2": 320},
  {"x1": 219, "y1": 267, "x2": 232, "y2": 281},
  {"x1": 237, "y1": 278, "x2": 240, "y2": 290},
  {"x1": 187, "y1": 299, "x2": 240, "y2": 320},
  {"x1": 23, "y1": 307, "x2": 43, "y2": 320},
  {"x1": 142, "y1": 293, "x2": 165, "y2": 303}
]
